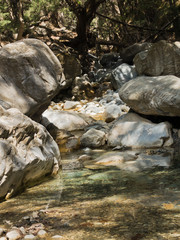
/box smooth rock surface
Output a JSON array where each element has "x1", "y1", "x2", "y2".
[
  {"x1": 119, "y1": 75, "x2": 180, "y2": 116},
  {"x1": 111, "y1": 63, "x2": 137, "y2": 90},
  {"x1": 103, "y1": 104, "x2": 122, "y2": 122},
  {"x1": 108, "y1": 113, "x2": 173, "y2": 148},
  {"x1": 134, "y1": 40, "x2": 180, "y2": 77},
  {"x1": 0, "y1": 39, "x2": 64, "y2": 120},
  {"x1": 80, "y1": 128, "x2": 106, "y2": 148},
  {"x1": 37, "y1": 229, "x2": 48, "y2": 238},
  {"x1": 6, "y1": 230, "x2": 22, "y2": 240},
  {"x1": 42, "y1": 109, "x2": 94, "y2": 131},
  {"x1": 0, "y1": 107, "x2": 60, "y2": 200},
  {"x1": 64, "y1": 100, "x2": 80, "y2": 110}
]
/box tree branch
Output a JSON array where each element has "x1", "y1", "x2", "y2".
[{"x1": 96, "y1": 12, "x2": 172, "y2": 32}]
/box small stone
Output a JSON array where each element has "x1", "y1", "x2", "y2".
[
  {"x1": 64, "y1": 101, "x2": 80, "y2": 110},
  {"x1": 103, "y1": 104, "x2": 122, "y2": 123},
  {"x1": 32, "y1": 212, "x2": 39, "y2": 219},
  {"x1": 51, "y1": 235, "x2": 63, "y2": 239},
  {"x1": 22, "y1": 216, "x2": 30, "y2": 221},
  {"x1": 19, "y1": 227, "x2": 26, "y2": 235},
  {"x1": 37, "y1": 229, "x2": 48, "y2": 238},
  {"x1": 24, "y1": 234, "x2": 36, "y2": 239},
  {"x1": 6, "y1": 230, "x2": 22, "y2": 240},
  {"x1": 0, "y1": 237, "x2": 7, "y2": 240},
  {"x1": 80, "y1": 128, "x2": 106, "y2": 148}
]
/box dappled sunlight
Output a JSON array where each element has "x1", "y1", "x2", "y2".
[{"x1": 0, "y1": 149, "x2": 180, "y2": 239}]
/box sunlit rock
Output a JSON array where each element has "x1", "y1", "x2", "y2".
[
  {"x1": 119, "y1": 75, "x2": 180, "y2": 116},
  {"x1": 80, "y1": 128, "x2": 106, "y2": 148},
  {"x1": 108, "y1": 113, "x2": 173, "y2": 148},
  {"x1": 6, "y1": 229, "x2": 22, "y2": 240},
  {"x1": 0, "y1": 107, "x2": 60, "y2": 200},
  {"x1": 111, "y1": 63, "x2": 137, "y2": 90},
  {"x1": 134, "y1": 40, "x2": 180, "y2": 77},
  {"x1": 103, "y1": 104, "x2": 122, "y2": 122},
  {"x1": 0, "y1": 39, "x2": 65, "y2": 121},
  {"x1": 63, "y1": 100, "x2": 80, "y2": 110},
  {"x1": 42, "y1": 109, "x2": 94, "y2": 131}
]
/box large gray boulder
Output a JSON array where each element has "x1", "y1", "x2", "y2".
[
  {"x1": 0, "y1": 38, "x2": 65, "y2": 120},
  {"x1": 108, "y1": 113, "x2": 173, "y2": 148},
  {"x1": 0, "y1": 106, "x2": 60, "y2": 200},
  {"x1": 119, "y1": 75, "x2": 180, "y2": 117},
  {"x1": 134, "y1": 40, "x2": 180, "y2": 77}
]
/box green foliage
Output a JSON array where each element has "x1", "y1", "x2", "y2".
[
  {"x1": 0, "y1": 0, "x2": 179, "y2": 45},
  {"x1": 26, "y1": 0, "x2": 60, "y2": 21},
  {"x1": 0, "y1": 1, "x2": 11, "y2": 32}
]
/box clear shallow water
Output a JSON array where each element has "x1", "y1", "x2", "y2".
[{"x1": 0, "y1": 149, "x2": 180, "y2": 240}]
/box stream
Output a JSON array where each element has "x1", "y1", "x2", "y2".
[{"x1": 0, "y1": 148, "x2": 180, "y2": 240}]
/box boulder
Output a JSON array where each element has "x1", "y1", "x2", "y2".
[
  {"x1": 134, "y1": 40, "x2": 180, "y2": 77},
  {"x1": 0, "y1": 106, "x2": 60, "y2": 200},
  {"x1": 0, "y1": 38, "x2": 65, "y2": 120},
  {"x1": 119, "y1": 75, "x2": 180, "y2": 117},
  {"x1": 120, "y1": 42, "x2": 152, "y2": 64},
  {"x1": 80, "y1": 128, "x2": 106, "y2": 148},
  {"x1": 111, "y1": 63, "x2": 137, "y2": 90},
  {"x1": 41, "y1": 109, "x2": 94, "y2": 131},
  {"x1": 107, "y1": 113, "x2": 173, "y2": 148}
]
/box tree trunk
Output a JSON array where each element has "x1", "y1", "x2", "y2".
[{"x1": 17, "y1": 0, "x2": 24, "y2": 40}]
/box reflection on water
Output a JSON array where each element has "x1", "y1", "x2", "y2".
[{"x1": 0, "y1": 149, "x2": 180, "y2": 240}]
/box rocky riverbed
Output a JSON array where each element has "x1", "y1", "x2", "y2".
[
  {"x1": 0, "y1": 39, "x2": 180, "y2": 239},
  {"x1": 0, "y1": 149, "x2": 180, "y2": 240}
]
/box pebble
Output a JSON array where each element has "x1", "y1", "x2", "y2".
[
  {"x1": 31, "y1": 211, "x2": 39, "y2": 219},
  {"x1": 64, "y1": 100, "x2": 80, "y2": 110},
  {"x1": 6, "y1": 230, "x2": 22, "y2": 240},
  {"x1": 19, "y1": 227, "x2": 26, "y2": 235},
  {"x1": 0, "y1": 237, "x2": 7, "y2": 240},
  {"x1": 37, "y1": 229, "x2": 48, "y2": 238}
]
